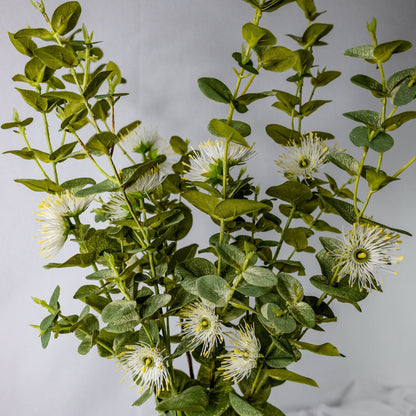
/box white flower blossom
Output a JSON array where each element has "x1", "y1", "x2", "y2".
[
  {"x1": 219, "y1": 323, "x2": 260, "y2": 384},
  {"x1": 181, "y1": 302, "x2": 223, "y2": 356},
  {"x1": 126, "y1": 168, "x2": 164, "y2": 194},
  {"x1": 118, "y1": 343, "x2": 169, "y2": 395},
  {"x1": 121, "y1": 126, "x2": 163, "y2": 154},
  {"x1": 332, "y1": 223, "x2": 403, "y2": 291},
  {"x1": 276, "y1": 133, "x2": 336, "y2": 180},
  {"x1": 186, "y1": 139, "x2": 254, "y2": 182},
  {"x1": 36, "y1": 191, "x2": 94, "y2": 258},
  {"x1": 102, "y1": 193, "x2": 130, "y2": 221}
]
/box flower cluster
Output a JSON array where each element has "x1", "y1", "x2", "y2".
[
  {"x1": 186, "y1": 139, "x2": 254, "y2": 184},
  {"x1": 36, "y1": 191, "x2": 94, "y2": 258},
  {"x1": 333, "y1": 223, "x2": 403, "y2": 291}
]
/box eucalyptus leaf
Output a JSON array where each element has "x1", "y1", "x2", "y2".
[
  {"x1": 262, "y1": 46, "x2": 297, "y2": 72},
  {"x1": 242, "y1": 266, "x2": 277, "y2": 287},
  {"x1": 198, "y1": 77, "x2": 233, "y2": 104},
  {"x1": 213, "y1": 199, "x2": 271, "y2": 221},
  {"x1": 291, "y1": 340, "x2": 343, "y2": 357},
  {"x1": 208, "y1": 119, "x2": 249, "y2": 147},
  {"x1": 373, "y1": 40, "x2": 412, "y2": 63},
  {"x1": 266, "y1": 368, "x2": 318, "y2": 387},
  {"x1": 196, "y1": 275, "x2": 232, "y2": 307},
  {"x1": 229, "y1": 392, "x2": 263, "y2": 416},
  {"x1": 51, "y1": 1, "x2": 82, "y2": 35},
  {"x1": 34, "y1": 45, "x2": 78, "y2": 70}
]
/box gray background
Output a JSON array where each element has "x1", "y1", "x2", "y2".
[{"x1": 0, "y1": 0, "x2": 415, "y2": 415}]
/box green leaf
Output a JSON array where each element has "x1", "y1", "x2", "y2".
[
  {"x1": 9, "y1": 32, "x2": 37, "y2": 56},
  {"x1": 310, "y1": 274, "x2": 368, "y2": 303},
  {"x1": 1, "y1": 117, "x2": 33, "y2": 129},
  {"x1": 50, "y1": 142, "x2": 77, "y2": 162},
  {"x1": 156, "y1": 386, "x2": 208, "y2": 412},
  {"x1": 198, "y1": 77, "x2": 233, "y2": 104},
  {"x1": 344, "y1": 44, "x2": 374, "y2": 60},
  {"x1": 369, "y1": 132, "x2": 394, "y2": 153},
  {"x1": 84, "y1": 70, "x2": 113, "y2": 100},
  {"x1": 288, "y1": 302, "x2": 315, "y2": 328},
  {"x1": 364, "y1": 168, "x2": 398, "y2": 191},
  {"x1": 265, "y1": 124, "x2": 301, "y2": 146},
  {"x1": 326, "y1": 152, "x2": 360, "y2": 175},
  {"x1": 229, "y1": 392, "x2": 263, "y2": 416},
  {"x1": 170, "y1": 135, "x2": 188, "y2": 155},
  {"x1": 15, "y1": 88, "x2": 48, "y2": 112},
  {"x1": 213, "y1": 199, "x2": 271, "y2": 221},
  {"x1": 49, "y1": 286, "x2": 60, "y2": 310},
  {"x1": 34, "y1": 45, "x2": 78, "y2": 70},
  {"x1": 392, "y1": 83, "x2": 416, "y2": 106},
  {"x1": 208, "y1": 119, "x2": 249, "y2": 147},
  {"x1": 175, "y1": 258, "x2": 217, "y2": 282},
  {"x1": 14, "y1": 178, "x2": 62, "y2": 193},
  {"x1": 311, "y1": 70, "x2": 341, "y2": 87},
  {"x1": 102, "y1": 300, "x2": 139, "y2": 333},
  {"x1": 319, "y1": 236, "x2": 343, "y2": 253},
  {"x1": 141, "y1": 294, "x2": 172, "y2": 319},
  {"x1": 75, "y1": 178, "x2": 119, "y2": 197},
  {"x1": 300, "y1": 100, "x2": 331, "y2": 117},
  {"x1": 291, "y1": 340, "x2": 343, "y2": 357},
  {"x1": 343, "y1": 110, "x2": 382, "y2": 129},
  {"x1": 242, "y1": 266, "x2": 277, "y2": 287},
  {"x1": 25, "y1": 57, "x2": 54, "y2": 83},
  {"x1": 182, "y1": 190, "x2": 220, "y2": 217},
  {"x1": 266, "y1": 368, "x2": 318, "y2": 387},
  {"x1": 319, "y1": 196, "x2": 356, "y2": 224},
  {"x1": 237, "y1": 91, "x2": 273, "y2": 105},
  {"x1": 272, "y1": 260, "x2": 305, "y2": 276},
  {"x1": 373, "y1": 40, "x2": 412, "y2": 63},
  {"x1": 283, "y1": 227, "x2": 309, "y2": 251},
  {"x1": 242, "y1": 23, "x2": 277, "y2": 48},
  {"x1": 215, "y1": 244, "x2": 246, "y2": 271},
  {"x1": 208, "y1": 119, "x2": 252, "y2": 138},
  {"x1": 266, "y1": 181, "x2": 313, "y2": 206},
  {"x1": 42, "y1": 91, "x2": 83, "y2": 103},
  {"x1": 350, "y1": 74, "x2": 386, "y2": 97},
  {"x1": 295, "y1": 0, "x2": 317, "y2": 21},
  {"x1": 302, "y1": 23, "x2": 333, "y2": 48},
  {"x1": 387, "y1": 68, "x2": 415, "y2": 92},
  {"x1": 116, "y1": 120, "x2": 141, "y2": 138},
  {"x1": 132, "y1": 388, "x2": 153, "y2": 407},
  {"x1": 85, "y1": 132, "x2": 118, "y2": 156},
  {"x1": 349, "y1": 126, "x2": 370, "y2": 148},
  {"x1": 15, "y1": 28, "x2": 54, "y2": 41},
  {"x1": 260, "y1": 303, "x2": 297, "y2": 334},
  {"x1": 310, "y1": 219, "x2": 341, "y2": 234},
  {"x1": 51, "y1": 1, "x2": 82, "y2": 35},
  {"x1": 73, "y1": 285, "x2": 102, "y2": 299},
  {"x1": 382, "y1": 111, "x2": 416, "y2": 131},
  {"x1": 262, "y1": 46, "x2": 297, "y2": 72},
  {"x1": 196, "y1": 275, "x2": 232, "y2": 307},
  {"x1": 85, "y1": 268, "x2": 116, "y2": 280},
  {"x1": 232, "y1": 52, "x2": 259, "y2": 74},
  {"x1": 44, "y1": 253, "x2": 96, "y2": 269},
  {"x1": 276, "y1": 273, "x2": 303, "y2": 304}
]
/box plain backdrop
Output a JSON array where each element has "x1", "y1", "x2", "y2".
[{"x1": 0, "y1": 0, "x2": 415, "y2": 415}]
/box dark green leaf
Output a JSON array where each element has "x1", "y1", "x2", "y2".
[
  {"x1": 216, "y1": 244, "x2": 246, "y2": 271},
  {"x1": 295, "y1": 0, "x2": 317, "y2": 21},
  {"x1": 182, "y1": 190, "x2": 220, "y2": 217},
  {"x1": 265, "y1": 124, "x2": 301, "y2": 146},
  {"x1": 156, "y1": 386, "x2": 208, "y2": 412},
  {"x1": 392, "y1": 83, "x2": 416, "y2": 106},
  {"x1": 73, "y1": 285, "x2": 102, "y2": 299},
  {"x1": 85, "y1": 132, "x2": 118, "y2": 156},
  {"x1": 9, "y1": 32, "x2": 37, "y2": 56},
  {"x1": 50, "y1": 142, "x2": 77, "y2": 162},
  {"x1": 387, "y1": 68, "x2": 415, "y2": 92},
  {"x1": 15, "y1": 88, "x2": 48, "y2": 112},
  {"x1": 300, "y1": 100, "x2": 331, "y2": 117},
  {"x1": 288, "y1": 302, "x2": 315, "y2": 327},
  {"x1": 349, "y1": 126, "x2": 370, "y2": 148},
  {"x1": 75, "y1": 178, "x2": 119, "y2": 197},
  {"x1": 276, "y1": 273, "x2": 303, "y2": 304},
  {"x1": 266, "y1": 181, "x2": 313, "y2": 206},
  {"x1": 343, "y1": 110, "x2": 382, "y2": 129},
  {"x1": 229, "y1": 392, "x2": 263, "y2": 416},
  {"x1": 84, "y1": 70, "x2": 112, "y2": 100},
  {"x1": 350, "y1": 74, "x2": 386, "y2": 97},
  {"x1": 198, "y1": 77, "x2": 233, "y2": 104},
  {"x1": 42, "y1": 91, "x2": 83, "y2": 103}
]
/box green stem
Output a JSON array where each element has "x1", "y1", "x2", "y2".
[
  {"x1": 353, "y1": 147, "x2": 368, "y2": 220},
  {"x1": 272, "y1": 206, "x2": 296, "y2": 263},
  {"x1": 19, "y1": 127, "x2": 51, "y2": 180},
  {"x1": 69, "y1": 129, "x2": 117, "y2": 182},
  {"x1": 42, "y1": 112, "x2": 58, "y2": 183},
  {"x1": 249, "y1": 343, "x2": 275, "y2": 398},
  {"x1": 393, "y1": 154, "x2": 416, "y2": 178}
]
